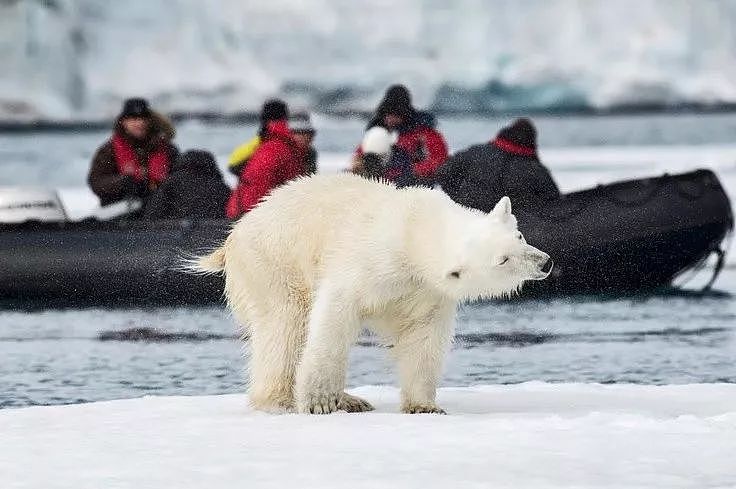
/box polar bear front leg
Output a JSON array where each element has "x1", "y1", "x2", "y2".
[
  {"x1": 295, "y1": 283, "x2": 366, "y2": 414},
  {"x1": 393, "y1": 304, "x2": 456, "y2": 414}
]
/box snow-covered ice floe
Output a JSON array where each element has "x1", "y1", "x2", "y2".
[{"x1": 2, "y1": 383, "x2": 735, "y2": 488}]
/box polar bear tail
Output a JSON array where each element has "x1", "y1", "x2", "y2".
[
  {"x1": 196, "y1": 246, "x2": 227, "y2": 273},
  {"x1": 180, "y1": 244, "x2": 227, "y2": 276}
]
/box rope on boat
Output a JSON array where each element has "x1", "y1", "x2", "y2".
[
  {"x1": 703, "y1": 247, "x2": 727, "y2": 291},
  {"x1": 673, "y1": 225, "x2": 732, "y2": 292},
  {"x1": 703, "y1": 227, "x2": 733, "y2": 291}
]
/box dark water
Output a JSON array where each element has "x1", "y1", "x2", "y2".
[
  {"x1": 2, "y1": 269, "x2": 734, "y2": 408},
  {"x1": 1, "y1": 113, "x2": 735, "y2": 408}
]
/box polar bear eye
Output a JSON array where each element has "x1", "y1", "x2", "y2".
[
  {"x1": 516, "y1": 232, "x2": 523, "y2": 241},
  {"x1": 497, "y1": 256, "x2": 509, "y2": 266}
]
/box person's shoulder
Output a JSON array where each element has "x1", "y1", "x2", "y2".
[
  {"x1": 511, "y1": 153, "x2": 543, "y2": 167},
  {"x1": 507, "y1": 154, "x2": 545, "y2": 177},
  {"x1": 412, "y1": 112, "x2": 446, "y2": 142},
  {"x1": 159, "y1": 141, "x2": 178, "y2": 157},
  {"x1": 91, "y1": 139, "x2": 114, "y2": 161},
  {"x1": 95, "y1": 138, "x2": 113, "y2": 152},
  {"x1": 257, "y1": 137, "x2": 286, "y2": 152},
  {"x1": 456, "y1": 143, "x2": 493, "y2": 158},
  {"x1": 414, "y1": 111, "x2": 437, "y2": 129},
  {"x1": 245, "y1": 137, "x2": 289, "y2": 170},
  {"x1": 267, "y1": 135, "x2": 297, "y2": 154}
]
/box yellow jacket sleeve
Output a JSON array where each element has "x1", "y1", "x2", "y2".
[{"x1": 228, "y1": 135, "x2": 261, "y2": 168}]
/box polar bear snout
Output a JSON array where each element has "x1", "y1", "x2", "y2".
[
  {"x1": 539, "y1": 257, "x2": 553, "y2": 275},
  {"x1": 527, "y1": 249, "x2": 553, "y2": 280}
]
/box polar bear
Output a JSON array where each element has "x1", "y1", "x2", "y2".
[{"x1": 194, "y1": 173, "x2": 551, "y2": 414}]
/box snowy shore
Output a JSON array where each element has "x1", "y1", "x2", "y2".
[{"x1": 2, "y1": 383, "x2": 735, "y2": 489}]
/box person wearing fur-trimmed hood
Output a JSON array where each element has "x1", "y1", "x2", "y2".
[{"x1": 87, "y1": 98, "x2": 178, "y2": 206}]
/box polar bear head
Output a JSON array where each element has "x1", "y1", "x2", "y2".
[{"x1": 441, "y1": 196, "x2": 552, "y2": 300}]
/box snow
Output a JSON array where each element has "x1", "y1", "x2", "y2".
[
  {"x1": 1, "y1": 383, "x2": 735, "y2": 488},
  {"x1": 3, "y1": 1, "x2": 736, "y2": 120}
]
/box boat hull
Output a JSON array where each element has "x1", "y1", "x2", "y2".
[{"x1": 518, "y1": 169, "x2": 733, "y2": 295}]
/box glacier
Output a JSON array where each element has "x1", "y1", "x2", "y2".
[{"x1": 2, "y1": 0, "x2": 736, "y2": 121}]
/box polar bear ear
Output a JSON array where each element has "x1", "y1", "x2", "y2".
[{"x1": 490, "y1": 196, "x2": 512, "y2": 220}]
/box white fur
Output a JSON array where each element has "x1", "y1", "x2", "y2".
[{"x1": 194, "y1": 174, "x2": 550, "y2": 414}]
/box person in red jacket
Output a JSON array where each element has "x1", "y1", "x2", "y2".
[
  {"x1": 226, "y1": 117, "x2": 305, "y2": 219},
  {"x1": 351, "y1": 84, "x2": 448, "y2": 186}
]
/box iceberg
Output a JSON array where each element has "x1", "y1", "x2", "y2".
[{"x1": 2, "y1": 0, "x2": 736, "y2": 120}]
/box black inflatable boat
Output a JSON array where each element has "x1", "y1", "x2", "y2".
[
  {"x1": 0, "y1": 169, "x2": 732, "y2": 306},
  {"x1": 517, "y1": 169, "x2": 732, "y2": 296}
]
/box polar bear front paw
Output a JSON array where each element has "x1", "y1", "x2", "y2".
[
  {"x1": 298, "y1": 392, "x2": 374, "y2": 414},
  {"x1": 401, "y1": 403, "x2": 446, "y2": 414},
  {"x1": 298, "y1": 392, "x2": 341, "y2": 414},
  {"x1": 338, "y1": 392, "x2": 374, "y2": 413}
]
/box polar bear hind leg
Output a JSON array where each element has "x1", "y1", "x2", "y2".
[
  {"x1": 226, "y1": 261, "x2": 310, "y2": 413},
  {"x1": 246, "y1": 299, "x2": 309, "y2": 413}
]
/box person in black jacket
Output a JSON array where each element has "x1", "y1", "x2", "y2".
[
  {"x1": 143, "y1": 150, "x2": 230, "y2": 220},
  {"x1": 436, "y1": 118, "x2": 560, "y2": 213}
]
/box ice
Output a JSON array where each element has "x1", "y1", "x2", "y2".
[
  {"x1": 3, "y1": 1, "x2": 736, "y2": 120},
  {"x1": 1, "y1": 383, "x2": 735, "y2": 488}
]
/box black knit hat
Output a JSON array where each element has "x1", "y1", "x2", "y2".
[
  {"x1": 496, "y1": 118, "x2": 537, "y2": 151},
  {"x1": 120, "y1": 98, "x2": 151, "y2": 119},
  {"x1": 377, "y1": 84, "x2": 415, "y2": 119},
  {"x1": 260, "y1": 99, "x2": 289, "y2": 124}
]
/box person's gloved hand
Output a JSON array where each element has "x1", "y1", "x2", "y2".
[
  {"x1": 120, "y1": 161, "x2": 137, "y2": 176},
  {"x1": 120, "y1": 161, "x2": 146, "y2": 181}
]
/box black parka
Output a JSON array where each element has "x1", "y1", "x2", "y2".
[
  {"x1": 143, "y1": 150, "x2": 230, "y2": 220},
  {"x1": 436, "y1": 142, "x2": 560, "y2": 213}
]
